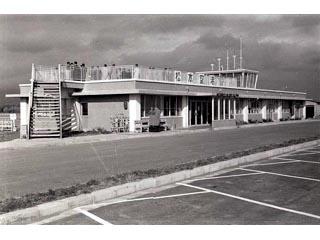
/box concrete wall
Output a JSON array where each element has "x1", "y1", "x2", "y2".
[
  {"x1": 248, "y1": 113, "x2": 263, "y2": 123},
  {"x1": 79, "y1": 95, "x2": 129, "y2": 131},
  {"x1": 129, "y1": 94, "x2": 141, "y2": 132},
  {"x1": 141, "y1": 116, "x2": 183, "y2": 130},
  {"x1": 20, "y1": 98, "x2": 28, "y2": 138},
  {"x1": 213, "y1": 119, "x2": 236, "y2": 128}
]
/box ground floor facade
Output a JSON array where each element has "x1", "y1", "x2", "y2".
[
  {"x1": 71, "y1": 93, "x2": 306, "y2": 133},
  {"x1": 10, "y1": 78, "x2": 307, "y2": 138}
]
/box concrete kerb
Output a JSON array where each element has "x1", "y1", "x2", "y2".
[{"x1": 0, "y1": 139, "x2": 319, "y2": 224}]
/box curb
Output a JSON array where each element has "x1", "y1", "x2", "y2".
[{"x1": 0, "y1": 139, "x2": 319, "y2": 224}]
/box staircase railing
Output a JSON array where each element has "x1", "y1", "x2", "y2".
[
  {"x1": 27, "y1": 65, "x2": 35, "y2": 139},
  {"x1": 58, "y1": 64, "x2": 63, "y2": 138}
]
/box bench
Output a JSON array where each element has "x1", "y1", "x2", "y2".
[{"x1": 134, "y1": 120, "x2": 149, "y2": 133}]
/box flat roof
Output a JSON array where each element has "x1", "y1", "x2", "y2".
[
  {"x1": 5, "y1": 93, "x2": 28, "y2": 98},
  {"x1": 196, "y1": 68, "x2": 259, "y2": 74}
]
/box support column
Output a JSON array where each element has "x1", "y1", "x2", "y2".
[
  {"x1": 223, "y1": 98, "x2": 226, "y2": 120},
  {"x1": 261, "y1": 100, "x2": 267, "y2": 120},
  {"x1": 242, "y1": 99, "x2": 249, "y2": 123},
  {"x1": 74, "y1": 100, "x2": 82, "y2": 131},
  {"x1": 20, "y1": 97, "x2": 28, "y2": 138},
  {"x1": 302, "y1": 101, "x2": 306, "y2": 120},
  {"x1": 228, "y1": 99, "x2": 231, "y2": 119},
  {"x1": 182, "y1": 96, "x2": 189, "y2": 128},
  {"x1": 277, "y1": 100, "x2": 283, "y2": 120},
  {"x1": 233, "y1": 99, "x2": 236, "y2": 119},
  {"x1": 217, "y1": 98, "x2": 220, "y2": 120},
  {"x1": 212, "y1": 97, "x2": 215, "y2": 124},
  {"x1": 129, "y1": 94, "x2": 141, "y2": 132}
]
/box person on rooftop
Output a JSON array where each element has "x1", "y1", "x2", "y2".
[
  {"x1": 73, "y1": 61, "x2": 81, "y2": 81},
  {"x1": 101, "y1": 64, "x2": 108, "y2": 80}
]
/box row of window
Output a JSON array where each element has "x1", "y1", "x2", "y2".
[
  {"x1": 141, "y1": 95, "x2": 182, "y2": 117},
  {"x1": 213, "y1": 98, "x2": 237, "y2": 120}
]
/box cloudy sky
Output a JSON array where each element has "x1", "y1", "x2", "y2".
[{"x1": 0, "y1": 14, "x2": 319, "y2": 104}]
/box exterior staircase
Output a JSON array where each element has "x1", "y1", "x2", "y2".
[{"x1": 28, "y1": 81, "x2": 62, "y2": 138}]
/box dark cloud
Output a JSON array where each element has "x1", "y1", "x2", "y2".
[
  {"x1": 287, "y1": 14, "x2": 320, "y2": 35},
  {"x1": 4, "y1": 39, "x2": 54, "y2": 53},
  {"x1": 90, "y1": 34, "x2": 126, "y2": 50},
  {"x1": 0, "y1": 14, "x2": 319, "y2": 105},
  {"x1": 196, "y1": 33, "x2": 240, "y2": 50}
]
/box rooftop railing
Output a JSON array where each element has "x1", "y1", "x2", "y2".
[{"x1": 32, "y1": 64, "x2": 255, "y2": 88}]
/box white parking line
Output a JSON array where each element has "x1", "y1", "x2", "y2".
[
  {"x1": 273, "y1": 157, "x2": 320, "y2": 165},
  {"x1": 238, "y1": 168, "x2": 320, "y2": 182},
  {"x1": 302, "y1": 150, "x2": 320, "y2": 154},
  {"x1": 245, "y1": 160, "x2": 301, "y2": 167},
  {"x1": 74, "y1": 207, "x2": 112, "y2": 225},
  {"x1": 289, "y1": 151, "x2": 320, "y2": 156},
  {"x1": 183, "y1": 172, "x2": 264, "y2": 182},
  {"x1": 178, "y1": 182, "x2": 320, "y2": 220}
]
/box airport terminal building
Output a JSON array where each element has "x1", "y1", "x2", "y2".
[{"x1": 6, "y1": 63, "x2": 307, "y2": 138}]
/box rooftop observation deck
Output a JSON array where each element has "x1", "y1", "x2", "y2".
[{"x1": 33, "y1": 64, "x2": 259, "y2": 89}]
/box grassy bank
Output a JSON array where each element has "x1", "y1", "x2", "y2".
[{"x1": 0, "y1": 135, "x2": 319, "y2": 214}]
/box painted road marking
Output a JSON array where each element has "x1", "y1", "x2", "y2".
[
  {"x1": 289, "y1": 152, "x2": 320, "y2": 156},
  {"x1": 238, "y1": 168, "x2": 320, "y2": 182},
  {"x1": 245, "y1": 160, "x2": 301, "y2": 167},
  {"x1": 74, "y1": 207, "x2": 112, "y2": 225},
  {"x1": 273, "y1": 157, "x2": 320, "y2": 165},
  {"x1": 183, "y1": 172, "x2": 264, "y2": 183},
  {"x1": 178, "y1": 182, "x2": 320, "y2": 220}
]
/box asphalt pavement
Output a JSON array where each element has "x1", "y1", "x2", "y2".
[
  {"x1": 43, "y1": 144, "x2": 320, "y2": 225},
  {"x1": 0, "y1": 121, "x2": 319, "y2": 200}
]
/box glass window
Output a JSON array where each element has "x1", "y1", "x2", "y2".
[
  {"x1": 164, "y1": 96, "x2": 170, "y2": 116},
  {"x1": 170, "y1": 96, "x2": 176, "y2": 116},
  {"x1": 141, "y1": 95, "x2": 145, "y2": 117},
  {"x1": 230, "y1": 99, "x2": 235, "y2": 119},
  {"x1": 214, "y1": 98, "x2": 219, "y2": 120},
  {"x1": 225, "y1": 99, "x2": 229, "y2": 119},
  {"x1": 177, "y1": 97, "x2": 182, "y2": 116},
  {"x1": 220, "y1": 99, "x2": 224, "y2": 119}
]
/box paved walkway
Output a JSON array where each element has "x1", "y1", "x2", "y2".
[{"x1": 0, "y1": 120, "x2": 319, "y2": 201}]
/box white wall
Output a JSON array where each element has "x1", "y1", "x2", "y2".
[
  {"x1": 261, "y1": 100, "x2": 267, "y2": 120},
  {"x1": 277, "y1": 100, "x2": 283, "y2": 120},
  {"x1": 182, "y1": 96, "x2": 189, "y2": 128},
  {"x1": 129, "y1": 94, "x2": 141, "y2": 132},
  {"x1": 242, "y1": 99, "x2": 249, "y2": 122},
  {"x1": 20, "y1": 97, "x2": 28, "y2": 138}
]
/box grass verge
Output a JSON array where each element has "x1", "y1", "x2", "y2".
[{"x1": 0, "y1": 135, "x2": 319, "y2": 214}]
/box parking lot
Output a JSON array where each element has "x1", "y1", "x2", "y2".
[{"x1": 37, "y1": 144, "x2": 320, "y2": 225}]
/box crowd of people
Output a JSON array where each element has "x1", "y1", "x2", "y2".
[{"x1": 36, "y1": 62, "x2": 192, "y2": 83}]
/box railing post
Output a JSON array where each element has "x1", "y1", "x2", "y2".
[
  {"x1": 31, "y1": 63, "x2": 35, "y2": 81},
  {"x1": 58, "y1": 64, "x2": 61, "y2": 83},
  {"x1": 58, "y1": 64, "x2": 63, "y2": 138}
]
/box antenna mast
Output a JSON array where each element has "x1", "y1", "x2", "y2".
[
  {"x1": 226, "y1": 49, "x2": 229, "y2": 71},
  {"x1": 240, "y1": 37, "x2": 243, "y2": 69}
]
